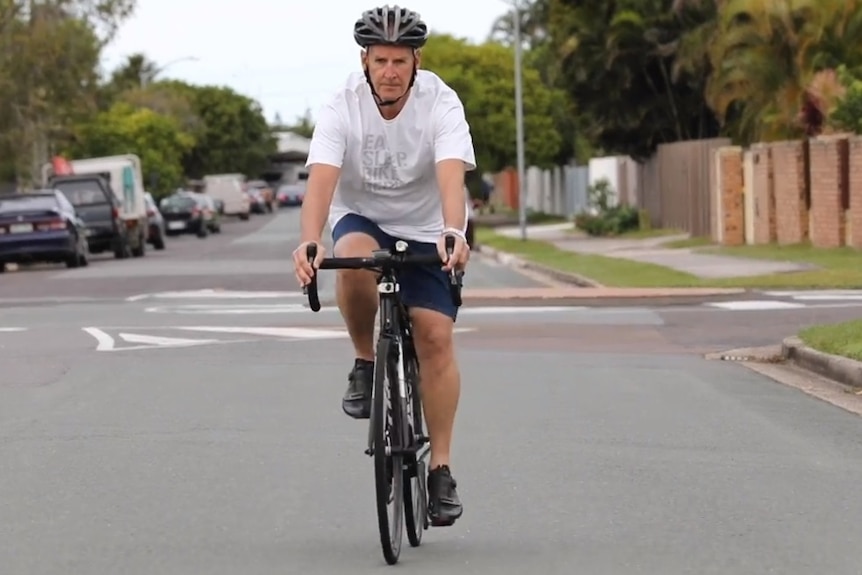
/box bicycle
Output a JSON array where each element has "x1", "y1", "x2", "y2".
[{"x1": 302, "y1": 235, "x2": 463, "y2": 565}]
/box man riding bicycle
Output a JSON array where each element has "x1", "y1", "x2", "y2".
[{"x1": 292, "y1": 5, "x2": 475, "y2": 527}]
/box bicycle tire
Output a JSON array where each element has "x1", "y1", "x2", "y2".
[
  {"x1": 402, "y1": 344, "x2": 428, "y2": 547},
  {"x1": 372, "y1": 336, "x2": 404, "y2": 565}
]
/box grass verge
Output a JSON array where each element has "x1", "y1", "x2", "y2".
[
  {"x1": 477, "y1": 228, "x2": 701, "y2": 287},
  {"x1": 477, "y1": 228, "x2": 862, "y2": 288},
  {"x1": 799, "y1": 320, "x2": 862, "y2": 361}
]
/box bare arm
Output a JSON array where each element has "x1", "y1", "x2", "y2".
[
  {"x1": 433, "y1": 92, "x2": 476, "y2": 239},
  {"x1": 298, "y1": 102, "x2": 346, "y2": 244},
  {"x1": 436, "y1": 159, "x2": 467, "y2": 232},
  {"x1": 300, "y1": 164, "x2": 340, "y2": 243}
]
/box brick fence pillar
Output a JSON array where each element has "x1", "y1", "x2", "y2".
[
  {"x1": 771, "y1": 140, "x2": 809, "y2": 244},
  {"x1": 751, "y1": 143, "x2": 776, "y2": 244},
  {"x1": 809, "y1": 136, "x2": 849, "y2": 248},
  {"x1": 848, "y1": 137, "x2": 862, "y2": 248},
  {"x1": 716, "y1": 146, "x2": 744, "y2": 245}
]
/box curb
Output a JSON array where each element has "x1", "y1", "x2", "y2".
[
  {"x1": 475, "y1": 244, "x2": 603, "y2": 288},
  {"x1": 781, "y1": 336, "x2": 862, "y2": 389}
]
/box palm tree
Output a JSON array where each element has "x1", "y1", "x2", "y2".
[
  {"x1": 704, "y1": 0, "x2": 862, "y2": 143},
  {"x1": 487, "y1": 0, "x2": 549, "y2": 49}
]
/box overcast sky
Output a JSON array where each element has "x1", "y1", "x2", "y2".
[{"x1": 100, "y1": 0, "x2": 511, "y2": 124}]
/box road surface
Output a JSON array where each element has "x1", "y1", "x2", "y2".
[{"x1": 3, "y1": 209, "x2": 862, "y2": 574}]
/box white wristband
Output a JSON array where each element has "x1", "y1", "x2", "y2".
[{"x1": 442, "y1": 227, "x2": 466, "y2": 241}]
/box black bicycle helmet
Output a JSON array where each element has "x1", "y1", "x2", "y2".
[{"x1": 354, "y1": 5, "x2": 428, "y2": 48}]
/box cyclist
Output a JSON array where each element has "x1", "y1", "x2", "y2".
[{"x1": 292, "y1": 4, "x2": 475, "y2": 527}]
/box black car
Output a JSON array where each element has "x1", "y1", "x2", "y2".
[
  {"x1": 0, "y1": 190, "x2": 89, "y2": 271},
  {"x1": 49, "y1": 174, "x2": 133, "y2": 259},
  {"x1": 160, "y1": 192, "x2": 209, "y2": 238},
  {"x1": 276, "y1": 183, "x2": 305, "y2": 207}
]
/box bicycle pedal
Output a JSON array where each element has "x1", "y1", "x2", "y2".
[
  {"x1": 416, "y1": 435, "x2": 429, "y2": 445},
  {"x1": 364, "y1": 448, "x2": 374, "y2": 456}
]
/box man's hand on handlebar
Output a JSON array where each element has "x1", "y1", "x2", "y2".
[
  {"x1": 293, "y1": 240, "x2": 325, "y2": 287},
  {"x1": 437, "y1": 232, "x2": 469, "y2": 273}
]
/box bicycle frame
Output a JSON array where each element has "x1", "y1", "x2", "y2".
[{"x1": 368, "y1": 252, "x2": 420, "y2": 459}]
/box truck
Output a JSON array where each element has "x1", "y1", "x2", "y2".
[{"x1": 42, "y1": 154, "x2": 149, "y2": 257}]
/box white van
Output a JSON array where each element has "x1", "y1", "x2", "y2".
[{"x1": 203, "y1": 173, "x2": 250, "y2": 220}]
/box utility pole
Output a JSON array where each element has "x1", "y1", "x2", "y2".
[{"x1": 512, "y1": 1, "x2": 527, "y2": 240}]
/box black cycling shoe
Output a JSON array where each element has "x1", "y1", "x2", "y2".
[
  {"x1": 342, "y1": 358, "x2": 373, "y2": 419},
  {"x1": 427, "y1": 465, "x2": 463, "y2": 526}
]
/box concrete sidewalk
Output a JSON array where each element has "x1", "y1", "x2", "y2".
[{"x1": 493, "y1": 224, "x2": 814, "y2": 279}]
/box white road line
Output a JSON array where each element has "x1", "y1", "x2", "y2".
[
  {"x1": 0, "y1": 327, "x2": 26, "y2": 332},
  {"x1": 142, "y1": 304, "x2": 594, "y2": 315},
  {"x1": 126, "y1": 289, "x2": 304, "y2": 302},
  {"x1": 177, "y1": 326, "x2": 349, "y2": 339},
  {"x1": 705, "y1": 300, "x2": 807, "y2": 311}
]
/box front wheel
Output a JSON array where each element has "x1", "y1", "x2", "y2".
[
  {"x1": 402, "y1": 342, "x2": 428, "y2": 546},
  {"x1": 372, "y1": 336, "x2": 404, "y2": 565}
]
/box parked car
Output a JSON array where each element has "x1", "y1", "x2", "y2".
[
  {"x1": 0, "y1": 190, "x2": 89, "y2": 271},
  {"x1": 276, "y1": 183, "x2": 305, "y2": 207},
  {"x1": 49, "y1": 173, "x2": 133, "y2": 258},
  {"x1": 159, "y1": 191, "x2": 209, "y2": 238},
  {"x1": 196, "y1": 193, "x2": 222, "y2": 233},
  {"x1": 246, "y1": 180, "x2": 274, "y2": 213},
  {"x1": 247, "y1": 187, "x2": 269, "y2": 214},
  {"x1": 144, "y1": 192, "x2": 166, "y2": 250}
]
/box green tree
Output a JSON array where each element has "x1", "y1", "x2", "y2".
[
  {"x1": 157, "y1": 81, "x2": 277, "y2": 178},
  {"x1": 67, "y1": 102, "x2": 195, "y2": 195},
  {"x1": 546, "y1": 0, "x2": 719, "y2": 160},
  {"x1": 831, "y1": 66, "x2": 862, "y2": 133},
  {"x1": 97, "y1": 52, "x2": 158, "y2": 107},
  {"x1": 705, "y1": 0, "x2": 862, "y2": 143},
  {"x1": 420, "y1": 33, "x2": 564, "y2": 171},
  {"x1": 488, "y1": 0, "x2": 549, "y2": 50},
  {"x1": 0, "y1": 0, "x2": 135, "y2": 184}
]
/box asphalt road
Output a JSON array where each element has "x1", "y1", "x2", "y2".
[{"x1": 3, "y1": 208, "x2": 862, "y2": 574}]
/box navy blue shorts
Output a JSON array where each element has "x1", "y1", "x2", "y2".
[{"x1": 331, "y1": 213, "x2": 458, "y2": 321}]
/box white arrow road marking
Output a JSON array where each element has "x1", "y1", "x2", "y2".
[
  {"x1": 82, "y1": 328, "x2": 115, "y2": 351},
  {"x1": 82, "y1": 328, "x2": 223, "y2": 352},
  {"x1": 119, "y1": 333, "x2": 221, "y2": 347}
]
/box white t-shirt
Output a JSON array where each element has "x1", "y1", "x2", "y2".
[{"x1": 305, "y1": 69, "x2": 477, "y2": 244}]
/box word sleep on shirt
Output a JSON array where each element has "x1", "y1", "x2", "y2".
[{"x1": 306, "y1": 69, "x2": 477, "y2": 244}]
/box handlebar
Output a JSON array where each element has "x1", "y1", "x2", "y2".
[{"x1": 301, "y1": 235, "x2": 463, "y2": 313}]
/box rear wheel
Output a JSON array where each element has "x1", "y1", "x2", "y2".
[{"x1": 372, "y1": 337, "x2": 404, "y2": 565}]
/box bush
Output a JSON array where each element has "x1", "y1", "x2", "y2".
[
  {"x1": 574, "y1": 178, "x2": 640, "y2": 236},
  {"x1": 830, "y1": 66, "x2": 862, "y2": 134}
]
